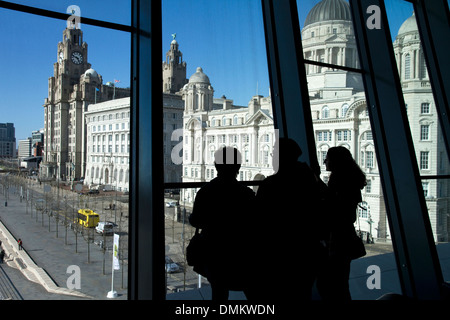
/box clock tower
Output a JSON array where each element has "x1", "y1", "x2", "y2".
[{"x1": 42, "y1": 26, "x2": 92, "y2": 181}]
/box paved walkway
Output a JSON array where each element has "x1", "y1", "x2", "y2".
[{"x1": 0, "y1": 183, "x2": 128, "y2": 300}]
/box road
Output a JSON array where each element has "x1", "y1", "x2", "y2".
[{"x1": 0, "y1": 173, "x2": 207, "y2": 299}]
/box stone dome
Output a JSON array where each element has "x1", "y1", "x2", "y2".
[
  {"x1": 84, "y1": 68, "x2": 98, "y2": 78},
  {"x1": 189, "y1": 67, "x2": 210, "y2": 84},
  {"x1": 304, "y1": 0, "x2": 351, "y2": 27},
  {"x1": 397, "y1": 13, "x2": 417, "y2": 36}
]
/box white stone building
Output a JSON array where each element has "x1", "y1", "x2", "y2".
[
  {"x1": 180, "y1": 1, "x2": 448, "y2": 242},
  {"x1": 393, "y1": 13, "x2": 449, "y2": 242},
  {"x1": 84, "y1": 97, "x2": 131, "y2": 191},
  {"x1": 181, "y1": 66, "x2": 277, "y2": 204}
]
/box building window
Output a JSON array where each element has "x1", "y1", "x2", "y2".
[
  {"x1": 317, "y1": 131, "x2": 331, "y2": 142},
  {"x1": 322, "y1": 105, "x2": 329, "y2": 119},
  {"x1": 405, "y1": 53, "x2": 411, "y2": 80},
  {"x1": 366, "y1": 151, "x2": 374, "y2": 168},
  {"x1": 419, "y1": 51, "x2": 427, "y2": 79},
  {"x1": 365, "y1": 179, "x2": 372, "y2": 193},
  {"x1": 341, "y1": 104, "x2": 349, "y2": 117},
  {"x1": 420, "y1": 125, "x2": 429, "y2": 140},
  {"x1": 422, "y1": 182, "x2": 429, "y2": 198},
  {"x1": 358, "y1": 201, "x2": 369, "y2": 218},
  {"x1": 421, "y1": 103, "x2": 430, "y2": 114},
  {"x1": 336, "y1": 130, "x2": 351, "y2": 141},
  {"x1": 420, "y1": 151, "x2": 429, "y2": 170}
]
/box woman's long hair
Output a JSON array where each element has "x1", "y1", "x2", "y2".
[{"x1": 327, "y1": 146, "x2": 367, "y2": 190}]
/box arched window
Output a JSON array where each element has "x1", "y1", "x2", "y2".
[
  {"x1": 322, "y1": 105, "x2": 330, "y2": 119},
  {"x1": 419, "y1": 51, "x2": 427, "y2": 79},
  {"x1": 404, "y1": 53, "x2": 411, "y2": 80},
  {"x1": 341, "y1": 104, "x2": 349, "y2": 117}
]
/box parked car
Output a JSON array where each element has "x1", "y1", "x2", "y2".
[
  {"x1": 87, "y1": 189, "x2": 99, "y2": 195},
  {"x1": 95, "y1": 221, "x2": 117, "y2": 235},
  {"x1": 165, "y1": 256, "x2": 181, "y2": 273},
  {"x1": 165, "y1": 201, "x2": 177, "y2": 207}
]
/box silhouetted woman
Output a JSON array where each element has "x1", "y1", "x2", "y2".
[{"x1": 316, "y1": 146, "x2": 366, "y2": 301}]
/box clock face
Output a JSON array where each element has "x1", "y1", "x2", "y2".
[{"x1": 71, "y1": 51, "x2": 83, "y2": 65}]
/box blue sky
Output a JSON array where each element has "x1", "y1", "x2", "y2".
[{"x1": 0, "y1": 0, "x2": 414, "y2": 142}]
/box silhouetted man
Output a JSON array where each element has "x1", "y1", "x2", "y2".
[
  {"x1": 248, "y1": 138, "x2": 322, "y2": 300},
  {"x1": 189, "y1": 147, "x2": 255, "y2": 301}
]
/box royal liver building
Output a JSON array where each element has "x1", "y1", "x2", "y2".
[{"x1": 181, "y1": 0, "x2": 448, "y2": 242}]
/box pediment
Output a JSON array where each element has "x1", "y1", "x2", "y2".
[
  {"x1": 324, "y1": 34, "x2": 348, "y2": 43},
  {"x1": 245, "y1": 109, "x2": 273, "y2": 126}
]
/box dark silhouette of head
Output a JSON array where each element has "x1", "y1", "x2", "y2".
[
  {"x1": 326, "y1": 146, "x2": 366, "y2": 189},
  {"x1": 214, "y1": 147, "x2": 242, "y2": 178},
  {"x1": 273, "y1": 138, "x2": 303, "y2": 172}
]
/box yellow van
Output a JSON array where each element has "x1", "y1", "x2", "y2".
[{"x1": 77, "y1": 209, "x2": 100, "y2": 228}]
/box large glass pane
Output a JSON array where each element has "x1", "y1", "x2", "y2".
[
  {"x1": 162, "y1": 0, "x2": 274, "y2": 298},
  {"x1": 2, "y1": 0, "x2": 131, "y2": 26},
  {"x1": 299, "y1": 0, "x2": 360, "y2": 70},
  {"x1": 298, "y1": 0, "x2": 400, "y2": 300},
  {"x1": 385, "y1": 0, "x2": 450, "y2": 284},
  {"x1": 0, "y1": 2, "x2": 130, "y2": 300}
]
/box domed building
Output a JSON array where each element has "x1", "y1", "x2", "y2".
[
  {"x1": 393, "y1": 13, "x2": 448, "y2": 242},
  {"x1": 180, "y1": 64, "x2": 275, "y2": 205},
  {"x1": 182, "y1": 67, "x2": 214, "y2": 113},
  {"x1": 303, "y1": 3, "x2": 447, "y2": 242},
  {"x1": 302, "y1": 0, "x2": 387, "y2": 241}
]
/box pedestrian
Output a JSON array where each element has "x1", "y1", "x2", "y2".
[
  {"x1": 189, "y1": 147, "x2": 255, "y2": 301},
  {"x1": 316, "y1": 146, "x2": 367, "y2": 301},
  {"x1": 0, "y1": 250, "x2": 4, "y2": 263},
  {"x1": 18, "y1": 238, "x2": 23, "y2": 251},
  {"x1": 247, "y1": 138, "x2": 323, "y2": 301}
]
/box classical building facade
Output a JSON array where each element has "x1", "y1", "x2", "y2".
[
  {"x1": 393, "y1": 13, "x2": 449, "y2": 242},
  {"x1": 82, "y1": 37, "x2": 186, "y2": 189},
  {"x1": 40, "y1": 2, "x2": 448, "y2": 242},
  {"x1": 180, "y1": 0, "x2": 448, "y2": 242},
  {"x1": 84, "y1": 97, "x2": 131, "y2": 191},
  {"x1": 41, "y1": 26, "x2": 129, "y2": 181},
  {"x1": 181, "y1": 66, "x2": 276, "y2": 205}
]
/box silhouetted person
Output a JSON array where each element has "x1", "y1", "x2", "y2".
[
  {"x1": 316, "y1": 146, "x2": 367, "y2": 301},
  {"x1": 248, "y1": 138, "x2": 322, "y2": 300},
  {"x1": 189, "y1": 147, "x2": 255, "y2": 301}
]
